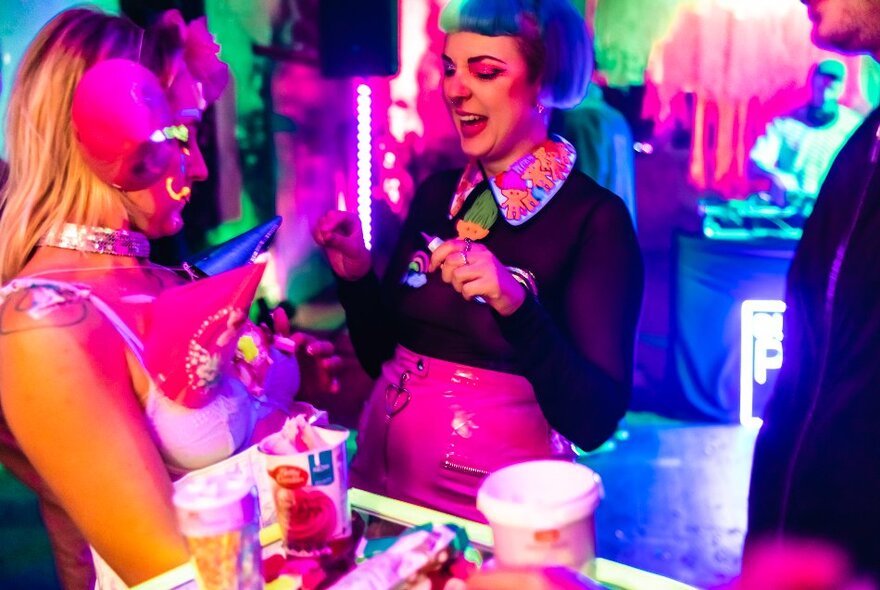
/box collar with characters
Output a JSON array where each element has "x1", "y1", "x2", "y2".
[{"x1": 449, "y1": 135, "x2": 577, "y2": 228}]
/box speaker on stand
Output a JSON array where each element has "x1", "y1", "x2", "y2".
[{"x1": 318, "y1": 0, "x2": 399, "y2": 78}]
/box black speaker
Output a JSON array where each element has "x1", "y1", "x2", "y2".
[
  {"x1": 120, "y1": 0, "x2": 205, "y2": 27},
  {"x1": 318, "y1": 0, "x2": 399, "y2": 78}
]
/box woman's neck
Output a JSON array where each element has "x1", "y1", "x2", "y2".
[
  {"x1": 479, "y1": 112, "x2": 550, "y2": 177},
  {"x1": 481, "y1": 134, "x2": 551, "y2": 177},
  {"x1": 19, "y1": 248, "x2": 185, "y2": 299},
  {"x1": 23, "y1": 246, "x2": 145, "y2": 276},
  {"x1": 39, "y1": 223, "x2": 150, "y2": 258}
]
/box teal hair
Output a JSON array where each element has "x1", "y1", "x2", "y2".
[{"x1": 440, "y1": 0, "x2": 591, "y2": 109}]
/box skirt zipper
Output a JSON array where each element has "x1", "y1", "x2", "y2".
[{"x1": 441, "y1": 459, "x2": 488, "y2": 477}]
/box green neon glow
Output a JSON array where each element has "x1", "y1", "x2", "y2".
[
  {"x1": 162, "y1": 124, "x2": 189, "y2": 143},
  {"x1": 349, "y1": 487, "x2": 495, "y2": 548},
  {"x1": 205, "y1": 193, "x2": 261, "y2": 246},
  {"x1": 348, "y1": 488, "x2": 699, "y2": 590},
  {"x1": 134, "y1": 486, "x2": 700, "y2": 589},
  {"x1": 699, "y1": 198, "x2": 804, "y2": 240},
  {"x1": 129, "y1": 560, "x2": 196, "y2": 590}
]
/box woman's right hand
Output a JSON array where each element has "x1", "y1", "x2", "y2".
[{"x1": 313, "y1": 210, "x2": 371, "y2": 281}]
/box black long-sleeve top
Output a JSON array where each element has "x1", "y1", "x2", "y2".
[
  {"x1": 748, "y1": 107, "x2": 880, "y2": 576},
  {"x1": 338, "y1": 168, "x2": 643, "y2": 451}
]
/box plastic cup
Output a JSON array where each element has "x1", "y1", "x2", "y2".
[
  {"x1": 477, "y1": 460, "x2": 603, "y2": 571},
  {"x1": 173, "y1": 471, "x2": 262, "y2": 590},
  {"x1": 257, "y1": 425, "x2": 351, "y2": 557}
]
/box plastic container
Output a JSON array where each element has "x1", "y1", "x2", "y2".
[
  {"x1": 477, "y1": 460, "x2": 602, "y2": 571},
  {"x1": 173, "y1": 471, "x2": 262, "y2": 590},
  {"x1": 258, "y1": 425, "x2": 351, "y2": 557}
]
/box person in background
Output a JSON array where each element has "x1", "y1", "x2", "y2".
[
  {"x1": 748, "y1": 59, "x2": 862, "y2": 217},
  {"x1": 734, "y1": 539, "x2": 877, "y2": 590},
  {"x1": 747, "y1": 0, "x2": 880, "y2": 581},
  {"x1": 314, "y1": 0, "x2": 642, "y2": 521},
  {"x1": 0, "y1": 8, "x2": 335, "y2": 588},
  {"x1": 550, "y1": 81, "x2": 637, "y2": 227}
]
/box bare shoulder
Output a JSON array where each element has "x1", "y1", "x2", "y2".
[
  {"x1": 0, "y1": 278, "x2": 184, "y2": 577},
  {"x1": 0, "y1": 281, "x2": 127, "y2": 387},
  {"x1": 0, "y1": 280, "x2": 136, "y2": 442},
  {"x1": 0, "y1": 282, "x2": 92, "y2": 335}
]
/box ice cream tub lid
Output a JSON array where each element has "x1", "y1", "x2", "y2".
[
  {"x1": 477, "y1": 460, "x2": 603, "y2": 530},
  {"x1": 257, "y1": 419, "x2": 349, "y2": 457},
  {"x1": 173, "y1": 471, "x2": 257, "y2": 536}
]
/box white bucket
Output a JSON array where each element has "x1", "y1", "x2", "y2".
[{"x1": 477, "y1": 460, "x2": 603, "y2": 570}]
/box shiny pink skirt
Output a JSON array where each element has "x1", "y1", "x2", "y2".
[{"x1": 350, "y1": 346, "x2": 573, "y2": 522}]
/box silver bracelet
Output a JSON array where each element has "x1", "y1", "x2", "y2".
[{"x1": 507, "y1": 266, "x2": 538, "y2": 298}]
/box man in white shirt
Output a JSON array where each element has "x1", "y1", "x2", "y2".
[{"x1": 749, "y1": 59, "x2": 862, "y2": 217}]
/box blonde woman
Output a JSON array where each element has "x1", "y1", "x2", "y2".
[{"x1": 0, "y1": 8, "x2": 330, "y2": 587}]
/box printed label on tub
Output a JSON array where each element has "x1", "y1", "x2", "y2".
[
  {"x1": 309, "y1": 450, "x2": 334, "y2": 486},
  {"x1": 261, "y1": 427, "x2": 351, "y2": 552},
  {"x1": 534, "y1": 529, "x2": 560, "y2": 543}
]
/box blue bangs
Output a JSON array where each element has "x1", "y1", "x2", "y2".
[
  {"x1": 439, "y1": 0, "x2": 591, "y2": 109},
  {"x1": 440, "y1": 0, "x2": 530, "y2": 36}
]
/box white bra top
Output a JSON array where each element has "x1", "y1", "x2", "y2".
[{"x1": 0, "y1": 277, "x2": 281, "y2": 476}]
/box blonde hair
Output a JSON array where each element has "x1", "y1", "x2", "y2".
[{"x1": 0, "y1": 8, "x2": 143, "y2": 282}]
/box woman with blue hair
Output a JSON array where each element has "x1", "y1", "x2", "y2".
[{"x1": 315, "y1": 0, "x2": 643, "y2": 520}]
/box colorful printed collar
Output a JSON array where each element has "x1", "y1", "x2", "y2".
[{"x1": 449, "y1": 135, "x2": 577, "y2": 226}]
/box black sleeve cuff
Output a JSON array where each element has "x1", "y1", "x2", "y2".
[
  {"x1": 494, "y1": 291, "x2": 547, "y2": 345},
  {"x1": 336, "y1": 269, "x2": 380, "y2": 310}
]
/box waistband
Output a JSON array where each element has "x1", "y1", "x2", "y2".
[{"x1": 384, "y1": 345, "x2": 533, "y2": 395}]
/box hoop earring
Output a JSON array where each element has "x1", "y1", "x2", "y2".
[{"x1": 536, "y1": 103, "x2": 546, "y2": 114}]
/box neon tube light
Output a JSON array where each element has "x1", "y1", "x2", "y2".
[
  {"x1": 356, "y1": 83, "x2": 373, "y2": 250},
  {"x1": 740, "y1": 299, "x2": 786, "y2": 427}
]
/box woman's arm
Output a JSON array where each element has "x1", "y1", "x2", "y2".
[
  {"x1": 335, "y1": 270, "x2": 396, "y2": 379},
  {"x1": 0, "y1": 292, "x2": 189, "y2": 585},
  {"x1": 313, "y1": 207, "x2": 396, "y2": 379},
  {"x1": 335, "y1": 176, "x2": 444, "y2": 378},
  {"x1": 495, "y1": 196, "x2": 644, "y2": 451}
]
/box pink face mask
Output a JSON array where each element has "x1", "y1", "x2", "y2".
[{"x1": 71, "y1": 58, "x2": 178, "y2": 191}]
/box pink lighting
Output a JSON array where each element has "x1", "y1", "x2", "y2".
[{"x1": 356, "y1": 83, "x2": 373, "y2": 250}]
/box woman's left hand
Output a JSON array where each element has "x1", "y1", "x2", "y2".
[
  {"x1": 428, "y1": 238, "x2": 525, "y2": 316},
  {"x1": 261, "y1": 307, "x2": 343, "y2": 397},
  {"x1": 291, "y1": 332, "x2": 343, "y2": 397}
]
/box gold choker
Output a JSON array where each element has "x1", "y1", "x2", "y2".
[{"x1": 39, "y1": 224, "x2": 151, "y2": 258}]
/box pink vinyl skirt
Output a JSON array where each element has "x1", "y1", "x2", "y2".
[{"x1": 350, "y1": 346, "x2": 573, "y2": 522}]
